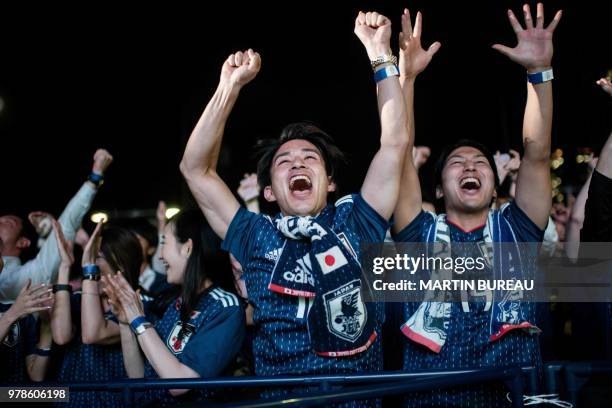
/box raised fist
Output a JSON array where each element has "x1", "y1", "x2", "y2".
[
  {"x1": 354, "y1": 11, "x2": 392, "y2": 60},
  {"x1": 596, "y1": 78, "x2": 612, "y2": 97},
  {"x1": 92, "y1": 149, "x2": 113, "y2": 175},
  {"x1": 220, "y1": 49, "x2": 261, "y2": 89},
  {"x1": 412, "y1": 146, "x2": 431, "y2": 170},
  {"x1": 237, "y1": 173, "x2": 260, "y2": 203}
]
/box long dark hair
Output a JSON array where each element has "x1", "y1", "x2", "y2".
[
  {"x1": 100, "y1": 227, "x2": 143, "y2": 289},
  {"x1": 169, "y1": 210, "x2": 235, "y2": 323}
]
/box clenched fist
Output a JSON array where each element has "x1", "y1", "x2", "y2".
[
  {"x1": 220, "y1": 49, "x2": 261, "y2": 89},
  {"x1": 354, "y1": 11, "x2": 392, "y2": 60},
  {"x1": 92, "y1": 149, "x2": 113, "y2": 175}
]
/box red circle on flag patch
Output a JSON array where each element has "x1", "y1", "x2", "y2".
[{"x1": 324, "y1": 255, "x2": 335, "y2": 266}]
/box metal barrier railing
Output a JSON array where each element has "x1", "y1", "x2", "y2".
[{"x1": 4, "y1": 366, "x2": 533, "y2": 407}]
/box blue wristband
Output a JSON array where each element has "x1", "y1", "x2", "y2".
[
  {"x1": 88, "y1": 172, "x2": 104, "y2": 187},
  {"x1": 527, "y1": 68, "x2": 554, "y2": 84},
  {"x1": 82, "y1": 264, "x2": 100, "y2": 276},
  {"x1": 130, "y1": 316, "x2": 148, "y2": 332},
  {"x1": 374, "y1": 64, "x2": 400, "y2": 83}
]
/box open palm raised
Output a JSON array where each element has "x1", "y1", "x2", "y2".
[
  {"x1": 399, "y1": 9, "x2": 441, "y2": 79},
  {"x1": 492, "y1": 3, "x2": 562, "y2": 72}
]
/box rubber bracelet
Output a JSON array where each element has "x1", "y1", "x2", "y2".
[
  {"x1": 82, "y1": 264, "x2": 100, "y2": 276},
  {"x1": 374, "y1": 64, "x2": 400, "y2": 83},
  {"x1": 527, "y1": 68, "x2": 554, "y2": 84},
  {"x1": 88, "y1": 172, "x2": 104, "y2": 187}
]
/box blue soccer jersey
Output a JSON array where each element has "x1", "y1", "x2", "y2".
[
  {"x1": 57, "y1": 291, "x2": 155, "y2": 408},
  {"x1": 222, "y1": 194, "x2": 388, "y2": 378},
  {"x1": 0, "y1": 302, "x2": 38, "y2": 383},
  {"x1": 394, "y1": 201, "x2": 544, "y2": 407},
  {"x1": 139, "y1": 287, "x2": 245, "y2": 405}
]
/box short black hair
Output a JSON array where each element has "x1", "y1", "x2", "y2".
[
  {"x1": 255, "y1": 122, "x2": 346, "y2": 189},
  {"x1": 433, "y1": 139, "x2": 500, "y2": 193}
]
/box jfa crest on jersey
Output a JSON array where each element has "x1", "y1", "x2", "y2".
[
  {"x1": 167, "y1": 321, "x2": 195, "y2": 354},
  {"x1": 324, "y1": 280, "x2": 366, "y2": 342}
]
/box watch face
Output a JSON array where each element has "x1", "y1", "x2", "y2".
[{"x1": 136, "y1": 323, "x2": 152, "y2": 335}]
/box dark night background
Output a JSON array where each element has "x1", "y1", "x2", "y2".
[{"x1": 0, "y1": 1, "x2": 610, "y2": 226}]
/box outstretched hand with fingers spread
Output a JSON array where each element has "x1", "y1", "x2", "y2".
[
  {"x1": 398, "y1": 9, "x2": 441, "y2": 80},
  {"x1": 8, "y1": 280, "x2": 53, "y2": 321},
  {"x1": 492, "y1": 3, "x2": 562, "y2": 72}
]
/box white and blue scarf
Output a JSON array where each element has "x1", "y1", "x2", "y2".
[
  {"x1": 401, "y1": 206, "x2": 540, "y2": 353},
  {"x1": 269, "y1": 213, "x2": 377, "y2": 357}
]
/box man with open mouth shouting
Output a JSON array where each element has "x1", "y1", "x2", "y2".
[
  {"x1": 180, "y1": 10, "x2": 408, "y2": 407},
  {"x1": 392, "y1": 4, "x2": 561, "y2": 406}
]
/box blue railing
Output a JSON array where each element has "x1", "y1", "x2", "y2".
[{"x1": 8, "y1": 366, "x2": 533, "y2": 407}]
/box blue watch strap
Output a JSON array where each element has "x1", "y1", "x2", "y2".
[{"x1": 130, "y1": 316, "x2": 148, "y2": 332}]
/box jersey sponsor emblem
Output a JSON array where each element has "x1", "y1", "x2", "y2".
[
  {"x1": 282, "y1": 254, "x2": 314, "y2": 285},
  {"x1": 167, "y1": 321, "x2": 195, "y2": 354},
  {"x1": 324, "y1": 280, "x2": 366, "y2": 342},
  {"x1": 315, "y1": 245, "x2": 348, "y2": 275}
]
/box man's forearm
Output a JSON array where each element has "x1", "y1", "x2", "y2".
[
  {"x1": 376, "y1": 69, "x2": 409, "y2": 149},
  {"x1": 400, "y1": 76, "x2": 416, "y2": 151},
  {"x1": 595, "y1": 132, "x2": 612, "y2": 178},
  {"x1": 20, "y1": 182, "x2": 98, "y2": 290},
  {"x1": 392, "y1": 77, "x2": 422, "y2": 232},
  {"x1": 180, "y1": 83, "x2": 241, "y2": 176},
  {"x1": 523, "y1": 82, "x2": 553, "y2": 161}
]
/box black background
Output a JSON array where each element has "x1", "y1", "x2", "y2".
[{"x1": 1, "y1": 1, "x2": 610, "y2": 224}]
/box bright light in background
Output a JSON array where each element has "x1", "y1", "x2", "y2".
[
  {"x1": 165, "y1": 208, "x2": 180, "y2": 219},
  {"x1": 0, "y1": 96, "x2": 5, "y2": 114},
  {"x1": 90, "y1": 212, "x2": 109, "y2": 223}
]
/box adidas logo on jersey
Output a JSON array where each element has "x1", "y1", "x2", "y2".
[
  {"x1": 265, "y1": 248, "x2": 282, "y2": 262},
  {"x1": 282, "y1": 254, "x2": 314, "y2": 286}
]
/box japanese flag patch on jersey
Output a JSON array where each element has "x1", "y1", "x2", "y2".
[{"x1": 315, "y1": 245, "x2": 348, "y2": 275}]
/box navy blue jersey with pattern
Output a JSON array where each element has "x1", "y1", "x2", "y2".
[
  {"x1": 139, "y1": 287, "x2": 245, "y2": 405},
  {"x1": 222, "y1": 194, "x2": 388, "y2": 379},
  {"x1": 57, "y1": 291, "x2": 154, "y2": 408},
  {"x1": 394, "y1": 202, "x2": 544, "y2": 407},
  {"x1": 0, "y1": 302, "x2": 38, "y2": 383}
]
